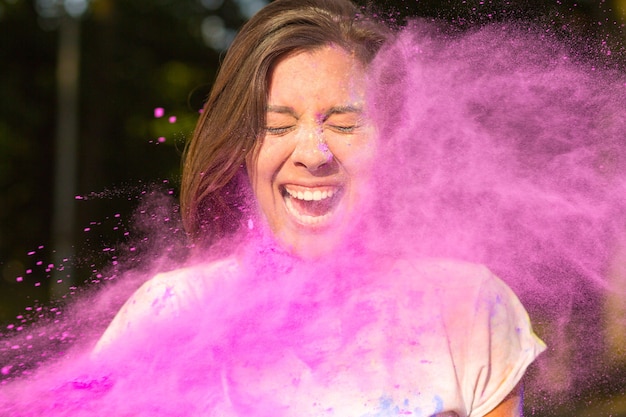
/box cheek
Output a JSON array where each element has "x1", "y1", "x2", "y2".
[
  {"x1": 256, "y1": 139, "x2": 295, "y2": 179},
  {"x1": 331, "y1": 130, "x2": 378, "y2": 174},
  {"x1": 247, "y1": 140, "x2": 294, "y2": 210}
]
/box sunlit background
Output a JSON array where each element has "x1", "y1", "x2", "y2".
[{"x1": 1, "y1": 0, "x2": 625, "y2": 415}]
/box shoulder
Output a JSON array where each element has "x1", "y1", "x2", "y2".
[
  {"x1": 388, "y1": 257, "x2": 497, "y2": 296},
  {"x1": 390, "y1": 257, "x2": 530, "y2": 329},
  {"x1": 93, "y1": 257, "x2": 240, "y2": 354},
  {"x1": 378, "y1": 257, "x2": 520, "y2": 341},
  {"x1": 125, "y1": 257, "x2": 240, "y2": 313},
  {"x1": 395, "y1": 258, "x2": 545, "y2": 417},
  {"x1": 144, "y1": 257, "x2": 240, "y2": 298}
]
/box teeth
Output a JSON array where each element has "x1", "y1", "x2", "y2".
[
  {"x1": 285, "y1": 187, "x2": 336, "y2": 201},
  {"x1": 283, "y1": 185, "x2": 340, "y2": 226},
  {"x1": 285, "y1": 197, "x2": 332, "y2": 225}
]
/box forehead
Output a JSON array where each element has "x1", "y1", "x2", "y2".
[{"x1": 268, "y1": 46, "x2": 366, "y2": 104}]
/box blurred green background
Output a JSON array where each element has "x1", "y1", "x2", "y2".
[{"x1": 1, "y1": 0, "x2": 625, "y2": 415}]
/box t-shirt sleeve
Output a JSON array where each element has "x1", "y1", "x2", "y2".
[
  {"x1": 91, "y1": 270, "x2": 191, "y2": 355},
  {"x1": 461, "y1": 268, "x2": 546, "y2": 416}
]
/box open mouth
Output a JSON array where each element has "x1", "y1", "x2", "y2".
[{"x1": 282, "y1": 185, "x2": 343, "y2": 226}]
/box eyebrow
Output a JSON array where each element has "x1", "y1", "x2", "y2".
[
  {"x1": 266, "y1": 105, "x2": 297, "y2": 116},
  {"x1": 326, "y1": 105, "x2": 363, "y2": 116},
  {"x1": 266, "y1": 104, "x2": 363, "y2": 118}
]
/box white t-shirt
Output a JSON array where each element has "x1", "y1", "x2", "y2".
[{"x1": 94, "y1": 255, "x2": 545, "y2": 417}]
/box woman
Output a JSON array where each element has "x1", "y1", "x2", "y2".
[{"x1": 94, "y1": 0, "x2": 545, "y2": 416}]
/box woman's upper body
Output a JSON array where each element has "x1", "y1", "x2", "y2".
[{"x1": 94, "y1": 245, "x2": 545, "y2": 417}]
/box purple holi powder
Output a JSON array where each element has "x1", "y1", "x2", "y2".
[
  {"x1": 366, "y1": 22, "x2": 626, "y2": 401},
  {"x1": 0, "y1": 22, "x2": 625, "y2": 416}
]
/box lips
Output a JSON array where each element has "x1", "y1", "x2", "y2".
[{"x1": 282, "y1": 185, "x2": 342, "y2": 226}]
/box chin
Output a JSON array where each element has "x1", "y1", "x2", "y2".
[{"x1": 279, "y1": 232, "x2": 344, "y2": 260}]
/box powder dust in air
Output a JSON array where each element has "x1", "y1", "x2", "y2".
[{"x1": 1, "y1": 16, "x2": 626, "y2": 417}]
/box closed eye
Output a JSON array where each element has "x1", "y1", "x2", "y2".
[
  {"x1": 324, "y1": 106, "x2": 363, "y2": 135},
  {"x1": 326, "y1": 124, "x2": 358, "y2": 134},
  {"x1": 265, "y1": 125, "x2": 295, "y2": 136}
]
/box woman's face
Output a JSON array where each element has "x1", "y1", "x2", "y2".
[{"x1": 247, "y1": 45, "x2": 376, "y2": 257}]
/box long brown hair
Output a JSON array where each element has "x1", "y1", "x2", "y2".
[{"x1": 181, "y1": 0, "x2": 388, "y2": 246}]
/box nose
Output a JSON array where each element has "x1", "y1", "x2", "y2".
[{"x1": 291, "y1": 128, "x2": 333, "y2": 172}]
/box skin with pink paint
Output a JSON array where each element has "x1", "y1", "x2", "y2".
[{"x1": 247, "y1": 46, "x2": 376, "y2": 258}]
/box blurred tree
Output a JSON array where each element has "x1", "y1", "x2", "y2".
[
  {"x1": 0, "y1": 0, "x2": 57, "y2": 322},
  {"x1": 0, "y1": 0, "x2": 250, "y2": 321}
]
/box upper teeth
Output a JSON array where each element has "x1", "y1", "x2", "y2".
[{"x1": 285, "y1": 188, "x2": 335, "y2": 201}]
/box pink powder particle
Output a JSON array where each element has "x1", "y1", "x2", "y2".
[
  {"x1": 16, "y1": 277, "x2": 23, "y2": 282},
  {"x1": 84, "y1": 227, "x2": 91, "y2": 232},
  {"x1": 154, "y1": 107, "x2": 165, "y2": 118},
  {"x1": 1, "y1": 366, "x2": 12, "y2": 375},
  {"x1": 168, "y1": 116, "x2": 177, "y2": 123},
  {"x1": 158, "y1": 137, "x2": 166, "y2": 143}
]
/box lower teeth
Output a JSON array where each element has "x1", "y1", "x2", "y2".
[{"x1": 285, "y1": 197, "x2": 333, "y2": 225}]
